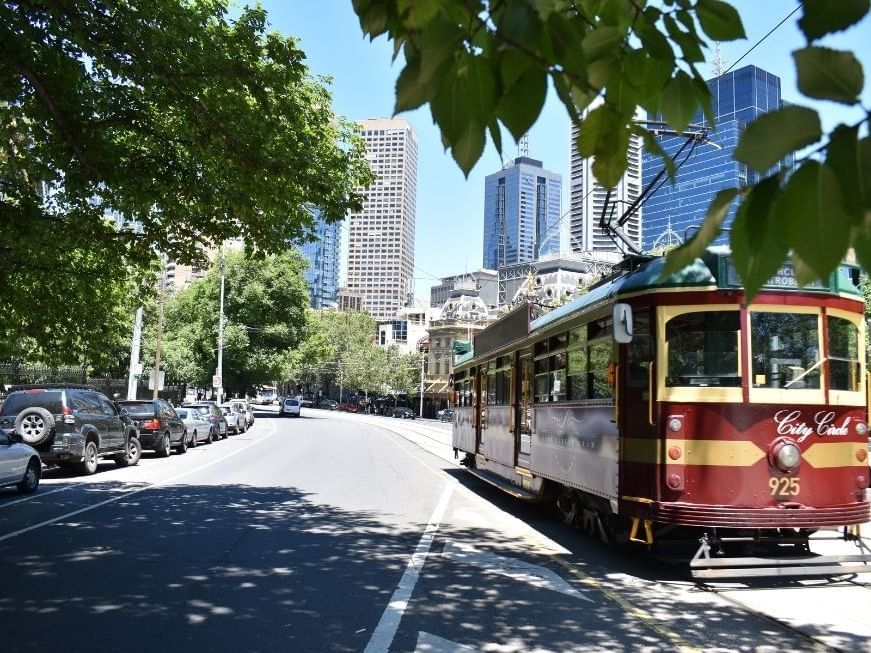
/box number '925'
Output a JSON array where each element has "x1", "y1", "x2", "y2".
[{"x1": 769, "y1": 477, "x2": 800, "y2": 496}]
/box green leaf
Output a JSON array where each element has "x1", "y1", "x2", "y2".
[
  {"x1": 547, "y1": 13, "x2": 588, "y2": 78},
  {"x1": 664, "y1": 15, "x2": 705, "y2": 63},
  {"x1": 395, "y1": 57, "x2": 433, "y2": 113},
  {"x1": 591, "y1": 127, "x2": 629, "y2": 188},
  {"x1": 499, "y1": 49, "x2": 533, "y2": 91},
  {"x1": 464, "y1": 56, "x2": 497, "y2": 124},
  {"x1": 636, "y1": 21, "x2": 673, "y2": 60},
  {"x1": 496, "y1": 65, "x2": 547, "y2": 140},
  {"x1": 730, "y1": 175, "x2": 787, "y2": 300},
  {"x1": 794, "y1": 46, "x2": 864, "y2": 105},
  {"x1": 432, "y1": 55, "x2": 496, "y2": 142},
  {"x1": 734, "y1": 106, "x2": 822, "y2": 173},
  {"x1": 583, "y1": 26, "x2": 622, "y2": 62},
  {"x1": 416, "y1": 20, "x2": 463, "y2": 86},
  {"x1": 798, "y1": 0, "x2": 870, "y2": 41},
  {"x1": 397, "y1": 0, "x2": 444, "y2": 29},
  {"x1": 777, "y1": 161, "x2": 851, "y2": 280},
  {"x1": 690, "y1": 69, "x2": 715, "y2": 125},
  {"x1": 661, "y1": 71, "x2": 697, "y2": 134},
  {"x1": 451, "y1": 122, "x2": 486, "y2": 177},
  {"x1": 661, "y1": 188, "x2": 740, "y2": 276},
  {"x1": 495, "y1": 1, "x2": 543, "y2": 51},
  {"x1": 826, "y1": 125, "x2": 871, "y2": 219},
  {"x1": 695, "y1": 0, "x2": 746, "y2": 41},
  {"x1": 577, "y1": 105, "x2": 614, "y2": 157},
  {"x1": 488, "y1": 117, "x2": 503, "y2": 154},
  {"x1": 635, "y1": 126, "x2": 677, "y2": 180},
  {"x1": 577, "y1": 105, "x2": 630, "y2": 188}
]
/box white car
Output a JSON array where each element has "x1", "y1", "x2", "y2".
[
  {"x1": 229, "y1": 400, "x2": 254, "y2": 427},
  {"x1": 0, "y1": 428, "x2": 41, "y2": 494},
  {"x1": 220, "y1": 404, "x2": 247, "y2": 434},
  {"x1": 174, "y1": 407, "x2": 215, "y2": 446},
  {"x1": 279, "y1": 397, "x2": 301, "y2": 417}
]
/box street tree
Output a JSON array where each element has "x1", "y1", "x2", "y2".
[
  {"x1": 154, "y1": 250, "x2": 310, "y2": 396},
  {"x1": 1, "y1": 0, "x2": 373, "y2": 356},
  {"x1": 352, "y1": 0, "x2": 870, "y2": 297}
]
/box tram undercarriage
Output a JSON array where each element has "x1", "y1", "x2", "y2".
[{"x1": 459, "y1": 452, "x2": 871, "y2": 580}]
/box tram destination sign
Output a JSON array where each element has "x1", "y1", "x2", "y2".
[{"x1": 723, "y1": 259, "x2": 827, "y2": 291}]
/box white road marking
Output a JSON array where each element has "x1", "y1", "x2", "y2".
[
  {"x1": 414, "y1": 632, "x2": 480, "y2": 652},
  {"x1": 364, "y1": 483, "x2": 455, "y2": 653},
  {"x1": 441, "y1": 541, "x2": 592, "y2": 602},
  {"x1": 0, "y1": 420, "x2": 277, "y2": 543},
  {"x1": 0, "y1": 483, "x2": 76, "y2": 508}
]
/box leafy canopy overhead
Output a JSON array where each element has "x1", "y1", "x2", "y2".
[{"x1": 353, "y1": 0, "x2": 870, "y2": 297}]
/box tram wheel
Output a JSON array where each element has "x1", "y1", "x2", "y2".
[{"x1": 556, "y1": 488, "x2": 580, "y2": 527}]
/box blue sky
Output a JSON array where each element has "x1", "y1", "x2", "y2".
[{"x1": 260, "y1": 1, "x2": 870, "y2": 300}]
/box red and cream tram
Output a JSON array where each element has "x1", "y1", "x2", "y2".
[{"x1": 451, "y1": 249, "x2": 870, "y2": 578}]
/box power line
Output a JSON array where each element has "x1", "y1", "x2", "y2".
[{"x1": 724, "y1": 3, "x2": 801, "y2": 75}]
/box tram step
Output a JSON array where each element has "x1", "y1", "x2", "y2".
[
  {"x1": 466, "y1": 467, "x2": 541, "y2": 501},
  {"x1": 691, "y1": 554, "x2": 871, "y2": 579}
]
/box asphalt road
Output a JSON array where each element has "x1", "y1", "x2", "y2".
[{"x1": 1, "y1": 408, "x2": 869, "y2": 652}]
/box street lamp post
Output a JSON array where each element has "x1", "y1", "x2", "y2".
[{"x1": 419, "y1": 352, "x2": 425, "y2": 418}]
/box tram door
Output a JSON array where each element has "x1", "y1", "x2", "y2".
[
  {"x1": 618, "y1": 308, "x2": 657, "y2": 499},
  {"x1": 516, "y1": 349, "x2": 533, "y2": 468}
]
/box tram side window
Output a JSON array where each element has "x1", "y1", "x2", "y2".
[
  {"x1": 667, "y1": 311, "x2": 740, "y2": 387},
  {"x1": 494, "y1": 356, "x2": 512, "y2": 405},
  {"x1": 534, "y1": 357, "x2": 549, "y2": 402},
  {"x1": 750, "y1": 312, "x2": 819, "y2": 389},
  {"x1": 627, "y1": 310, "x2": 652, "y2": 388},
  {"x1": 550, "y1": 352, "x2": 566, "y2": 401},
  {"x1": 828, "y1": 316, "x2": 860, "y2": 391}
]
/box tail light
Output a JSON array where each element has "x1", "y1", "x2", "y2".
[
  {"x1": 62, "y1": 405, "x2": 76, "y2": 425},
  {"x1": 141, "y1": 419, "x2": 161, "y2": 430}
]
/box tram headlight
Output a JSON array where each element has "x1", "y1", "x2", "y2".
[
  {"x1": 769, "y1": 437, "x2": 802, "y2": 473},
  {"x1": 668, "y1": 417, "x2": 683, "y2": 432},
  {"x1": 855, "y1": 421, "x2": 868, "y2": 436}
]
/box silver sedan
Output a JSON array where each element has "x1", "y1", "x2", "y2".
[
  {"x1": 0, "y1": 428, "x2": 41, "y2": 494},
  {"x1": 174, "y1": 408, "x2": 215, "y2": 446}
]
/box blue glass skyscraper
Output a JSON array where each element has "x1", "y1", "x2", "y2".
[
  {"x1": 483, "y1": 157, "x2": 561, "y2": 269},
  {"x1": 641, "y1": 65, "x2": 790, "y2": 250},
  {"x1": 299, "y1": 205, "x2": 340, "y2": 309}
]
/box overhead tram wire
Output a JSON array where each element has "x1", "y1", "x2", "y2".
[{"x1": 723, "y1": 3, "x2": 802, "y2": 76}]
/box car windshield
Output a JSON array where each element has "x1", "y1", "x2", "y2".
[
  {"x1": 0, "y1": 390, "x2": 64, "y2": 415},
  {"x1": 119, "y1": 401, "x2": 156, "y2": 416},
  {"x1": 286, "y1": 400, "x2": 299, "y2": 406},
  {"x1": 176, "y1": 409, "x2": 190, "y2": 419}
]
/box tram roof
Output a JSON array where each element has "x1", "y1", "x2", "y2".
[{"x1": 452, "y1": 248, "x2": 862, "y2": 369}]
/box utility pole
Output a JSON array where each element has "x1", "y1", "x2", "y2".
[
  {"x1": 338, "y1": 363, "x2": 343, "y2": 405},
  {"x1": 152, "y1": 258, "x2": 167, "y2": 400},
  {"x1": 419, "y1": 352, "x2": 425, "y2": 418},
  {"x1": 216, "y1": 250, "x2": 226, "y2": 405},
  {"x1": 127, "y1": 306, "x2": 143, "y2": 400}
]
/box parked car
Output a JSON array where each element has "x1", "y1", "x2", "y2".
[
  {"x1": 0, "y1": 386, "x2": 141, "y2": 474},
  {"x1": 118, "y1": 399, "x2": 188, "y2": 456},
  {"x1": 392, "y1": 406, "x2": 416, "y2": 420},
  {"x1": 181, "y1": 402, "x2": 228, "y2": 439},
  {"x1": 174, "y1": 407, "x2": 214, "y2": 445},
  {"x1": 440, "y1": 408, "x2": 455, "y2": 423},
  {"x1": 228, "y1": 400, "x2": 255, "y2": 427},
  {"x1": 220, "y1": 404, "x2": 246, "y2": 434},
  {"x1": 279, "y1": 397, "x2": 301, "y2": 417},
  {"x1": 0, "y1": 427, "x2": 41, "y2": 494},
  {"x1": 323, "y1": 399, "x2": 338, "y2": 410}
]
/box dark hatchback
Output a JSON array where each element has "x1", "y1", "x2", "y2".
[
  {"x1": 392, "y1": 406, "x2": 416, "y2": 419},
  {"x1": 118, "y1": 399, "x2": 188, "y2": 456}
]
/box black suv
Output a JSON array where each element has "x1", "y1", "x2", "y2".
[
  {"x1": 0, "y1": 386, "x2": 142, "y2": 474},
  {"x1": 118, "y1": 399, "x2": 188, "y2": 456}
]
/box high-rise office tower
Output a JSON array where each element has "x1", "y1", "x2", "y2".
[
  {"x1": 346, "y1": 118, "x2": 418, "y2": 321},
  {"x1": 569, "y1": 100, "x2": 645, "y2": 254},
  {"x1": 641, "y1": 65, "x2": 789, "y2": 250},
  {"x1": 483, "y1": 157, "x2": 561, "y2": 270},
  {"x1": 299, "y1": 205, "x2": 341, "y2": 309}
]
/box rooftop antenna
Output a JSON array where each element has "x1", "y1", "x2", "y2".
[
  {"x1": 518, "y1": 133, "x2": 529, "y2": 158},
  {"x1": 711, "y1": 42, "x2": 727, "y2": 77}
]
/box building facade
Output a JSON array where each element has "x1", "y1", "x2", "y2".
[
  {"x1": 430, "y1": 269, "x2": 499, "y2": 309},
  {"x1": 299, "y1": 205, "x2": 341, "y2": 309},
  {"x1": 641, "y1": 65, "x2": 788, "y2": 251},
  {"x1": 346, "y1": 118, "x2": 419, "y2": 322},
  {"x1": 570, "y1": 100, "x2": 645, "y2": 254},
  {"x1": 483, "y1": 157, "x2": 561, "y2": 270}
]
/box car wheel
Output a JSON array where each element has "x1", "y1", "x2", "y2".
[
  {"x1": 14, "y1": 407, "x2": 55, "y2": 445},
  {"x1": 78, "y1": 440, "x2": 99, "y2": 475},
  {"x1": 114, "y1": 435, "x2": 142, "y2": 467},
  {"x1": 206, "y1": 428, "x2": 214, "y2": 444},
  {"x1": 177, "y1": 430, "x2": 188, "y2": 454},
  {"x1": 156, "y1": 433, "x2": 171, "y2": 458},
  {"x1": 191, "y1": 430, "x2": 198, "y2": 448},
  {"x1": 17, "y1": 458, "x2": 40, "y2": 494}
]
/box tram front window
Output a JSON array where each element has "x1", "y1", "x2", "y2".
[
  {"x1": 666, "y1": 311, "x2": 740, "y2": 387},
  {"x1": 750, "y1": 312, "x2": 820, "y2": 389}
]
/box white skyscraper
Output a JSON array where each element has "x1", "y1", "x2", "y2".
[
  {"x1": 346, "y1": 118, "x2": 419, "y2": 321},
  {"x1": 570, "y1": 101, "x2": 645, "y2": 254}
]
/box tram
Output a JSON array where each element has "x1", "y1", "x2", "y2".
[{"x1": 451, "y1": 248, "x2": 871, "y2": 578}]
